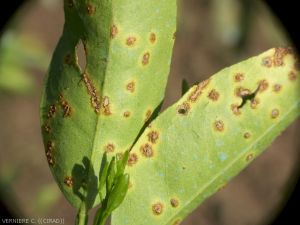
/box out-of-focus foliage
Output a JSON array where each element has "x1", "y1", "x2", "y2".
[{"x1": 0, "y1": 31, "x2": 49, "y2": 94}]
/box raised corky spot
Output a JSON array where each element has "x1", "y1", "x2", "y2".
[
  {"x1": 126, "y1": 36, "x2": 137, "y2": 46},
  {"x1": 128, "y1": 153, "x2": 138, "y2": 166},
  {"x1": 152, "y1": 202, "x2": 163, "y2": 215},
  {"x1": 47, "y1": 104, "x2": 57, "y2": 119},
  {"x1": 208, "y1": 89, "x2": 220, "y2": 101},
  {"x1": 110, "y1": 25, "x2": 118, "y2": 39},
  {"x1": 214, "y1": 120, "x2": 224, "y2": 132},
  {"x1": 59, "y1": 94, "x2": 72, "y2": 117},
  {"x1": 231, "y1": 104, "x2": 241, "y2": 115},
  {"x1": 150, "y1": 33, "x2": 156, "y2": 44},
  {"x1": 126, "y1": 81, "x2": 135, "y2": 93},
  {"x1": 271, "y1": 109, "x2": 280, "y2": 119},
  {"x1": 81, "y1": 73, "x2": 101, "y2": 114},
  {"x1": 188, "y1": 79, "x2": 210, "y2": 102},
  {"x1": 273, "y1": 84, "x2": 282, "y2": 93},
  {"x1": 142, "y1": 52, "x2": 150, "y2": 65},
  {"x1": 86, "y1": 3, "x2": 96, "y2": 15},
  {"x1": 64, "y1": 176, "x2": 74, "y2": 187},
  {"x1": 140, "y1": 143, "x2": 154, "y2": 158},
  {"x1": 102, "y1": 96, "x2": 112, "y2": 115},
  {"x1": 177, "y1": 102, "x2": 190, "y2": 115},
  {"x1": 104, "y1": 143, "x2": 115, "y2": 153},
  {"x1": 123, "y1": 111, "x2": 131, "y2": 118},
  {"x1": 147, "y1": 131, "x2": 159, "y2": 144},
  {"x1": 170, "y1": 198, "x2": 179, "y2": 208},
  {"x1": 234, "y1": 73, "x2": 244, "y2": 82}
]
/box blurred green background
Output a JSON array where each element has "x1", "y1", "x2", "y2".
[{"x1": 0, "y1": 0, "x2": 299, "y2": 224}]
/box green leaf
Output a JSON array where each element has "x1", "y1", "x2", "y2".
[
  {"x1": 40, "y1": 0, "x2": 176, "y2": 210},
  {"x1": 112, "y1": 48, "x2": 300, "y2": 225},
  {"x1": 106, "y1": 157, "x2": 116, "y2": 193}
]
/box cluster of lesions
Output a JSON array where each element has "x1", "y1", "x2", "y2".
[
  {"x1": 177, "y1": 79, "x2": 211, "y2": 116},
  {"x1": 151, "y1": 197, "x2": 180, "y2": 217}
]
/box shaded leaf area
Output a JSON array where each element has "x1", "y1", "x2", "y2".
[{"x1": 113, "y1": 48, "x2": 300, "y2": 225}]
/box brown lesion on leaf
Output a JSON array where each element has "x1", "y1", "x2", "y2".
[
  {"x1": 234, "y1": 73, "x2": 245, "y2": 82},
  {"x1": 262, "y1": 47, "x2": 294, "y2": 68},
  {"x1": 81, "y1": 73, "x2": 101, "y2": 114},
  {"x1": 127, "y1": 153, "x2": 138, "y2": 166},
  {"x1": 250, "y1": 98, "x2": 260, "y2": 109},
  {"x1": 231, "y1": 104, "x2": 241, "y2": 115},
  {"x1": 126, "y1": 81, "x2": 135, "y2": 93},
  {"x1": 235, "y1": 87, "x2": 251, "y2": 97},
  {"x1": 289, "y1": 71, "x2": 297, "y2": 81},
  {"x1": 214, "y1": 120, "x2": 224, "y2": 132},
  {"x1": 64, "y1": 176, "x2": 74, "y2": 187},
  {"x1": 173, "y1": 219, "x2": 182, "y2": 225},
  {"x1": 273, "y1": 84, "x2": 282, "y2": 93},
  {"x1": 67, "y1": 0, "x2": 74, "y2": 8},
  {"x1": 126, "y1": 36, "x2": 137, "y2": 46},
  {"x1": 208, "y1": 89, "x2": 220, "y2": 101},
  {"x1": 188, "y1": 79, "x2": 210, "y2": 102},
  {"x1": 142, "y1": 52, "x2": 150, "y2": 66},
  {"x1": 150, "y1": 33, "x2": 156, "y2": 44},
  {"x1": 59, "y1": 94, "x2": 72, "y2": 117},
  {"x1": 177, "y1": 102, "x2": 190, "y2": 115},
  {"x1": 145, "y1": 110, "x2": 152, "y2": 122},
  {"x1": 102, "y1": 96, "x2": 112, "y2": 115},
  {"x1": 244, "y1": 132, "x2": 251, "y2": 139},
  {"x1": 64, "y1": 53, "x2": 73, "y2": 65},
  {"x1": 43, "y1": 124, "x2": 51, "y2": 133},
  {"x1": 140, "y1": 143, "x2": 154, "y2": 158},
  {"x1": 46, "y1": 141, "x2": 55, "y2": 166},
  {"x1": 123, "y1": 111, "x2": 131, "y2": 118},
  {"x1": 246, "y1": 153, "x2": 254, "y2": 162},
  {"x1": 258, "y1": 79, "x2": 269, "y2": 93},
  {"x1": 104, "y1": 143, "x2": 115, "y2": 153},
  {"x1": 147, "y1": 131, "x2": 159, "y2": 144},
  {"x1": 170, "y1": 198, "x2": 179, "y2": 208},
  {"x1": 271, "y1": 108, "x2": 280, "y2": 119},
  {"x1": 86, "y1": 3, "x2": 96, "y2": 15},
  {"x1": 152, "y1": 202, "x2": 164, "y2": 215},
  {"x1": 47, "y1": 104, "x2": 57, "y2": 119},
  {"x1": 110, "y1": 24, "x2": 118, "y2": 39}
]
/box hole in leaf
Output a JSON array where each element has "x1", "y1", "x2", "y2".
[
  {"x1": 76, "y1": 40, "x2": 87, "y2": 72},
  {"x1": 238, "y1": 84, "x2": 261, "y2": 109}
]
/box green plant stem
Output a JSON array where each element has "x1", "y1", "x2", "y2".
[{"x1": 76, "y1": 205, "x2": 88, "y2": 225}]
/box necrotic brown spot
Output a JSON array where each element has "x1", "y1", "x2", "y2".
[
  {"x1": 214, "y1": 120, "x2": 224, "y2": 132},
  {"x1": 234, "y1": 73, "x2": 244, "y2": 82},
  {"x1": 262, "y1": 56, "x2": 272, "y2": 67},
  {"x1": 64, "y1": 176, "x2": 73, "y2": 187},
  {"x1": 208, "y1": 89, "x2": 220, "y2": 101},
  {"x1": 102, "y1": 96, "x2": 111, "y2": 115},
  {"x1": 147, "y1": 131, "x2": 159, "y2": 144},
  {"x1": 142, "y1": 52, "x2": 150, "y2": 65},
  {"x1": 231, "y1": 104, "x2": 241, "y2": 115},
  {"x1": 235, "y1": 87, "x2": 251, "y2": 97},
  {"x1": 140, "y1": 144, "x2": 153, "y2": 157},
  {"x1": 67, "y1": 0, "x2": 74, "y2": 8},
  {"x1": 152, "y1": 202, "x2": 163, "y2": 215},
  {"x1": 273, "y1": 84, "x2": 282, "y2": 92},
  {"x1": 127, "y1": 153, "x2": 138, "y2": 166},
  {"x1": 250, "y1": 98, "x2": 260, "y2": 109},
  {"x1": 173, "y1": 219, "x2": 181, "y2": 225},
  {"x1": 246, "y1": 153, "x2": 254, "y2": 162},
  {"x1": 86, "y1": 4, "x2": 96, "y2": 15},
  {"x1": 59, "y1": 94, "x2": 72, "y2": 117},
  {"x1": 289, "y1": 71, "x2": 297, "y2": 81},
  {"x1": 81, "y1": 73, "x2": 101, "y2": 114},
  {"x1": 46, "y1": 150, "x2": 54, "y2": 166},
  {"x1": 126, "y1": 82, "x2": 135, "y2": 93},
  {"x1": 105, "y1": 143, "x2": 115, "y2": 153},
  {"x1": 110, "y1": 25, "x2": 118, "y2": 39},
  {"x1": 244, "y1": 132, "x2": 251, "y2": 139},
  {"x1": 47, "y1": 104, "x2": 57, "y2": 119},
  {"x1": 170, "y1": 198, "x2": 179, "y2": 208},
  {"x1": 189, "y1": 79, "x2": 210, "y2": 102},
  {"x1": 44, "y1": 124, "x2": 51, "y2": 133},
  {"x1": 271, "y1": 109, "x2": 280, "y2": 119},
  {"x1": 123, "y1": 111, "x2": 131, "y2": 118},
  {"x1": 64, "y1": 53, "x2": 73, "y2": 65},
  {"x1": 258, "y1": 80, "x2": 269, "y2": 92},
  {"x1": 150, "y1": 33, "x2": 156, "y2": 44},
  {"x1": 177, "y1": 102, "x2": 190, "y2": 115},
  {"x1": 126, "y1": 36, "x2": 136, "y2": 46},
  {"x1": 145, "y1": 110, "x2": 152, "y2": 122}
]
